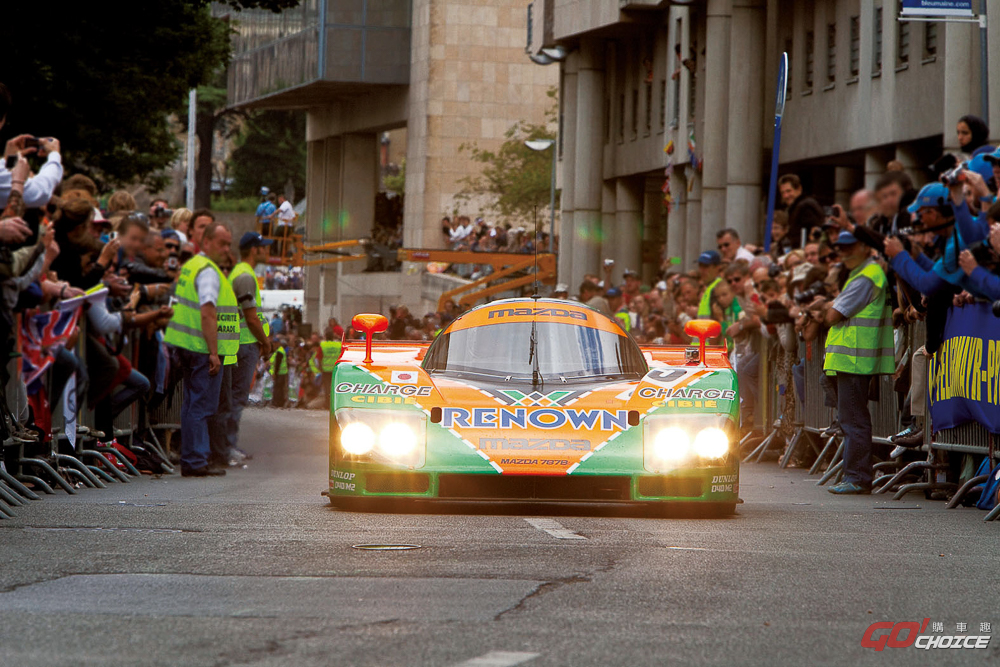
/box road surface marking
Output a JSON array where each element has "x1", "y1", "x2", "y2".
[
  {"x1": 450, "y1": 651, "x2": 541, "y2": 667},
  {"x1": 524, "y1": 518, "x2": 586, "y2": 540}
]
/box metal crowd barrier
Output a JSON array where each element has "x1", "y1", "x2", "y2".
[{"x1": 1, "y1": 313, "x2": 179, "y2": 518}]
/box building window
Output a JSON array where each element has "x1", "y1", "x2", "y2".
[
  {"x1": 897, "y1": 1, "x2": 909, "y2": 65},
  {"x1": 924, "y1": 21, "x2": 937, "y2": 58},
  {"x1": 873, "y1": 5, "x2": 883, "y2": 75},
  {"x1": 631, "y1": 88, "x2": 639, "y2": 140},
  {"x1": 784, "y1": 38, "x2": 793, "y2": 92},
  {"x1": 618, "y1": 93, "x2": 625, "y2": 143},
  {"x1": 645, "y1": 81, "x2": 653, "y2": 135},
  {"x1": 805, "y1": 30, "x2": 814, "y2": 90},
  {"x1": 826, "y1": 23, "x2": 836, "y2": 84},
  {"x1": 604, "y1": 96, "x2": 611, "y2": 144},
  {"x1": 659, "y1": 78, "x2": 666, "y2": 131},
  {"x1": 850, "y1": 16, "x2": 860, "y2": 77}
]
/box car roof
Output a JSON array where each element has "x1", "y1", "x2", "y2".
[{"x1": 445, "y1": 298, "x2": 625, "y2": 336}]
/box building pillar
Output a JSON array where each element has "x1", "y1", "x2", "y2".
[
  {"x1": 943, "y1": 20, "x2": 977, "y2": 153},
  {"x1": 895, "y1": 144, "x2": 927, "y2": 189},
  {"x1": 559, "y1": 57, "x2": 578, "y2": 285},
  {"x1": 615, "y1": 177, "x2": 643, "y2": 286},
  {"x1": 571, "y1": 39, "x2": 605, "y2": 290},
  {"x1": 725, "y1": 0, "x2": 766, "y2": 246},
  {"x1": 642, "y1": 178, "x2": 664, "y2": 283},
  {"x1": 339, "y1": 133, "x2": 378, "y2": 280},
  {"x1": 990, "y1": 0, "x2": 1000, "y2": 133},
  {"x1": 666, "y1": 166, "x2": 687, "y2": 270},
  {"x1": 601, "y1": 180, "x2": 617, "y2": 286},
  {"x1": 834, "y1": 167, "x2": 857, "y2": 207},
  {"x1": 305, "y1": 135, "x2": 342, "y2": 327},
  {"x1": 700, "y1": 0, "x2": 733, "y2": 250},
  {"x1": 864, "y1": 149, "x2": 888, "y2": 192}
]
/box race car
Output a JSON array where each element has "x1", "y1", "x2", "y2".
[{"x1": 326, "y1": 298, "x2": 740, "y2": 515}]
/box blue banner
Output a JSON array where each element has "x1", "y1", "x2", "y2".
[
  {"x1": 927, "y1": 303, "x2": 1000, "y2": 433},
  {"x1": 901, "y1": 0, "x2": 973, "y2": 17}
]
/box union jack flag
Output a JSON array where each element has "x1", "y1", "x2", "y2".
[{"x1": 20, "y1": 307, "x2": 81, "y2": 390}]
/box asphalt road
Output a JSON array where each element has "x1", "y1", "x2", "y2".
[{"x1": 0, "y1": 408, "x2": 997, "y2": 667}]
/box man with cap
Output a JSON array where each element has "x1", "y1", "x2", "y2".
[
  {"x1": 695, "y1": 250, "x2": 723, "y2": 318},
  {"x1": 579, "y1": 281, "x2": 611, "y2": 317},
  {"x1": 605, "y1": 287, "x2": 630, "y2": 331},
  {"x1": 821, "y1": 231, "x2": 894, "y2": 494},
  {"x1": 221, "y1": 232, "x2": 273, "y2": 462},
  {"x1": 551, "y1": 283, "x2": 569, "y2": 299},
  {"x1": 622, "y1": 269, "x2": 642, "y2": 305}
]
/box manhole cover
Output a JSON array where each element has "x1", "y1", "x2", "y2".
[{"x1": 352, "y1": 544, "x2": 421, "y2": 551}]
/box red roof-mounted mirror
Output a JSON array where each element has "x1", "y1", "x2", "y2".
[
  {"x1": 352, "y1": 313, "x2": 388, "y2": 364},
  {"x1": 684, "y1": 319, "x2": 722, "y2": 364}
]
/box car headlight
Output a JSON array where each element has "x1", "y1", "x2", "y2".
[
  {"x1": 653, "y1": 426, "x2": 690, "y2": 461},
  {"x1": 693, "y1": 427, "x2": 729, "y2": 459},
  {"x1": 643, "y1": 415, "x2": 734, "y2": 472},
  {"x1": 341, "y1": 422, "x2": 376, "y2": 455},
  {"x1": 335, "y1": 409, "x2": 426, "y2": 468}
]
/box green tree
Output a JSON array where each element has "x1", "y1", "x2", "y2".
[
  {"x1": 1, "y1": 1, "x2": 299, "y2": 191},
  {"x1": 455, "y1": 120, "x2": 557, "y2": 227},
  {"x1": 228, "y1": 110, "x2": 306, "y2": 200},
  {"x1": 383, "y1": 158, "x2": 406, "y2": 197}
]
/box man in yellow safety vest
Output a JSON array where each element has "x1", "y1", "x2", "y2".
[
  {"x1": 319, "y1": 332, "x2": 342, "y2": 401},
  {"x1": 163, "y1": 221, "x2": 239, "y2": 477},
  {"x1": 222, "y1": 232, "x2": 274, "y2": 461},
  {"x1": 822, "y1": 231, "x2": 894, "y2": 494}
]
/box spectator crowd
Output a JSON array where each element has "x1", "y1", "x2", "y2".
[{"x1": 0, "y1": 82, "x2": 346, "y2": 485}]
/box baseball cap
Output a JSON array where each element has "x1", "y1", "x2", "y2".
[
  {"x1": 553, "y1": 283, "x2": 569, "y2": 294},
  {"x1": 623, "y1": 268, "x2": 640, "y2": 278},
  {"x1": 983, "y1": 146, "x2": 1000, "y2": 165},
  {"x1": 907, "y1": 182, "x2": 950, "y2": 214},
  {"x1": 239, "y1": 231, "x2": 275, "y2": 250},
  {"x1": 831, "y1": 231, "x2": 859, "y2": 246},
  {"x1": 605, "y1": 287, "x2": 623, "y2": 298},
  {"x1": 697, "y1": 250, "x2": 722, "y2": 266},
  {"x1": 966, "y1": 154, "x2": 994, "y2": 183}
]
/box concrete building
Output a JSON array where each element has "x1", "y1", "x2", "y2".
[
  {"x1": 220, "y1": 0, "x2": 557, "y2": 324},
  {"x1": 532, "y1": 0, "x2": 1000, "y2": 290}
]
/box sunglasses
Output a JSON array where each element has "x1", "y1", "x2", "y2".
[
  {"x1": 165, "y1": 243, "x2": 180, "y2": 252},
  {"x1": 819, "y1": 254, "x2": 837, "y2": 263},
  {"x1": 717, "y1": 242, "x2": 731, "y2": 249},
  {"x1": 727, "y1": 277, "x2": 743, "y2": 285}
]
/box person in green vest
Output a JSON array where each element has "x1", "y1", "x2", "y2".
[
  {"x1": 319, "y1": 332, "x2": 342, "y2": 401},
  {"x1": 695, "y1": 250, "x2": 723, "y2": 319},
  {"x1": 269, "y1": 337, "x2": 289, "y2": 408},
  {"x1": 163, "y1": 221, "x2": 240, "y2": 477},
  {"x1": 222, "y1": 232, "x2": 274, "y2": 460},
  {"x1": 822, "y1": 231, "x2": 894, "y2": 495}
]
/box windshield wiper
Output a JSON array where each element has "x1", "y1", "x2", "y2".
[{"x1": 529, "y1": 315, "x2": 542, "y2": 391}]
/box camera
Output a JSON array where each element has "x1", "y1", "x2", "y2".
[
  {"x1": 794, "y1": 281, "x2": 828, "y2": 305},
  {"x1": 939, "y1": 164, "x2": 967, "y2": 186},
  {"x1": 153, "y1": 205, "x2": 173, "y2": 219},
  {"x1": 763, "y1": 301, "x2": 794, "y2": 325},
  {"x1": 604, "y1": 258, "x2": 614, "y2": 267}
]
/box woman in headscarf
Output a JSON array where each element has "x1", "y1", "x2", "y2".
[{"x1": 956, "y1": 115, "x2": 991, "y2": 157}]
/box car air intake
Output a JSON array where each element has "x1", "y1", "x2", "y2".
[
  {"x1": 636, "y1": 476, "x2": 703, "y2": 498},
  {"x1": 437, "y1": 474, "x2": 631, "y2": 501},
  {"x1": 364, "y1": 473, "x2": 431, "y2": 494}
]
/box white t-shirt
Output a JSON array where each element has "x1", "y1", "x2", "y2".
[
  {"x1": 276, "y1": 200, "x2": 296, "y2": 226},
  {"x1": 194, "y1": 254, "x2": 221, "y2": 306},
  {"x1": 735, "y1": 246, "x2": 755, "y2": 263}
]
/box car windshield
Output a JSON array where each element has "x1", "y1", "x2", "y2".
[{"x1": 423, "y1": 320, "x2": 648, "y2": 381}]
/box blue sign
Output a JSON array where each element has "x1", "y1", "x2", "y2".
[
  {"x1": 901, "y1": 0, "x2": 973, "y2": 17},
  {"x1": 927, "y1": 303, "x2": 1000, "y2": 434}
]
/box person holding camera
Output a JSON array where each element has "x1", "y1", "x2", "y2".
[{"x1": 821, "y1": 231, "x2": 895, "y2": 494}]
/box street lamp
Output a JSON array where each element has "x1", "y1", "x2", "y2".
[{"x1": 525, "y1": 138, "x2": 556, "y2": 254}]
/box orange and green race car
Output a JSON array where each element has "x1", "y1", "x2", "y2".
[{"x1": 326, "y1": 298, "x2": 740, "y2": 516}]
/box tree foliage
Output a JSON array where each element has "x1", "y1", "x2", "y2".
[
  {"x1": 228, "y1": 110, "x2": 306, "y2": 200},
  {"x1": 455, "y1": 114, "x2": 557, "y2": 225},
  {"x1": 0, "y1": 0, "x2": 299, "y2": 191}
]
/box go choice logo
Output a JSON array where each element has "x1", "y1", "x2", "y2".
[{"x1": 861, "y1": 619, "x2": 992, "y2": 651}]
